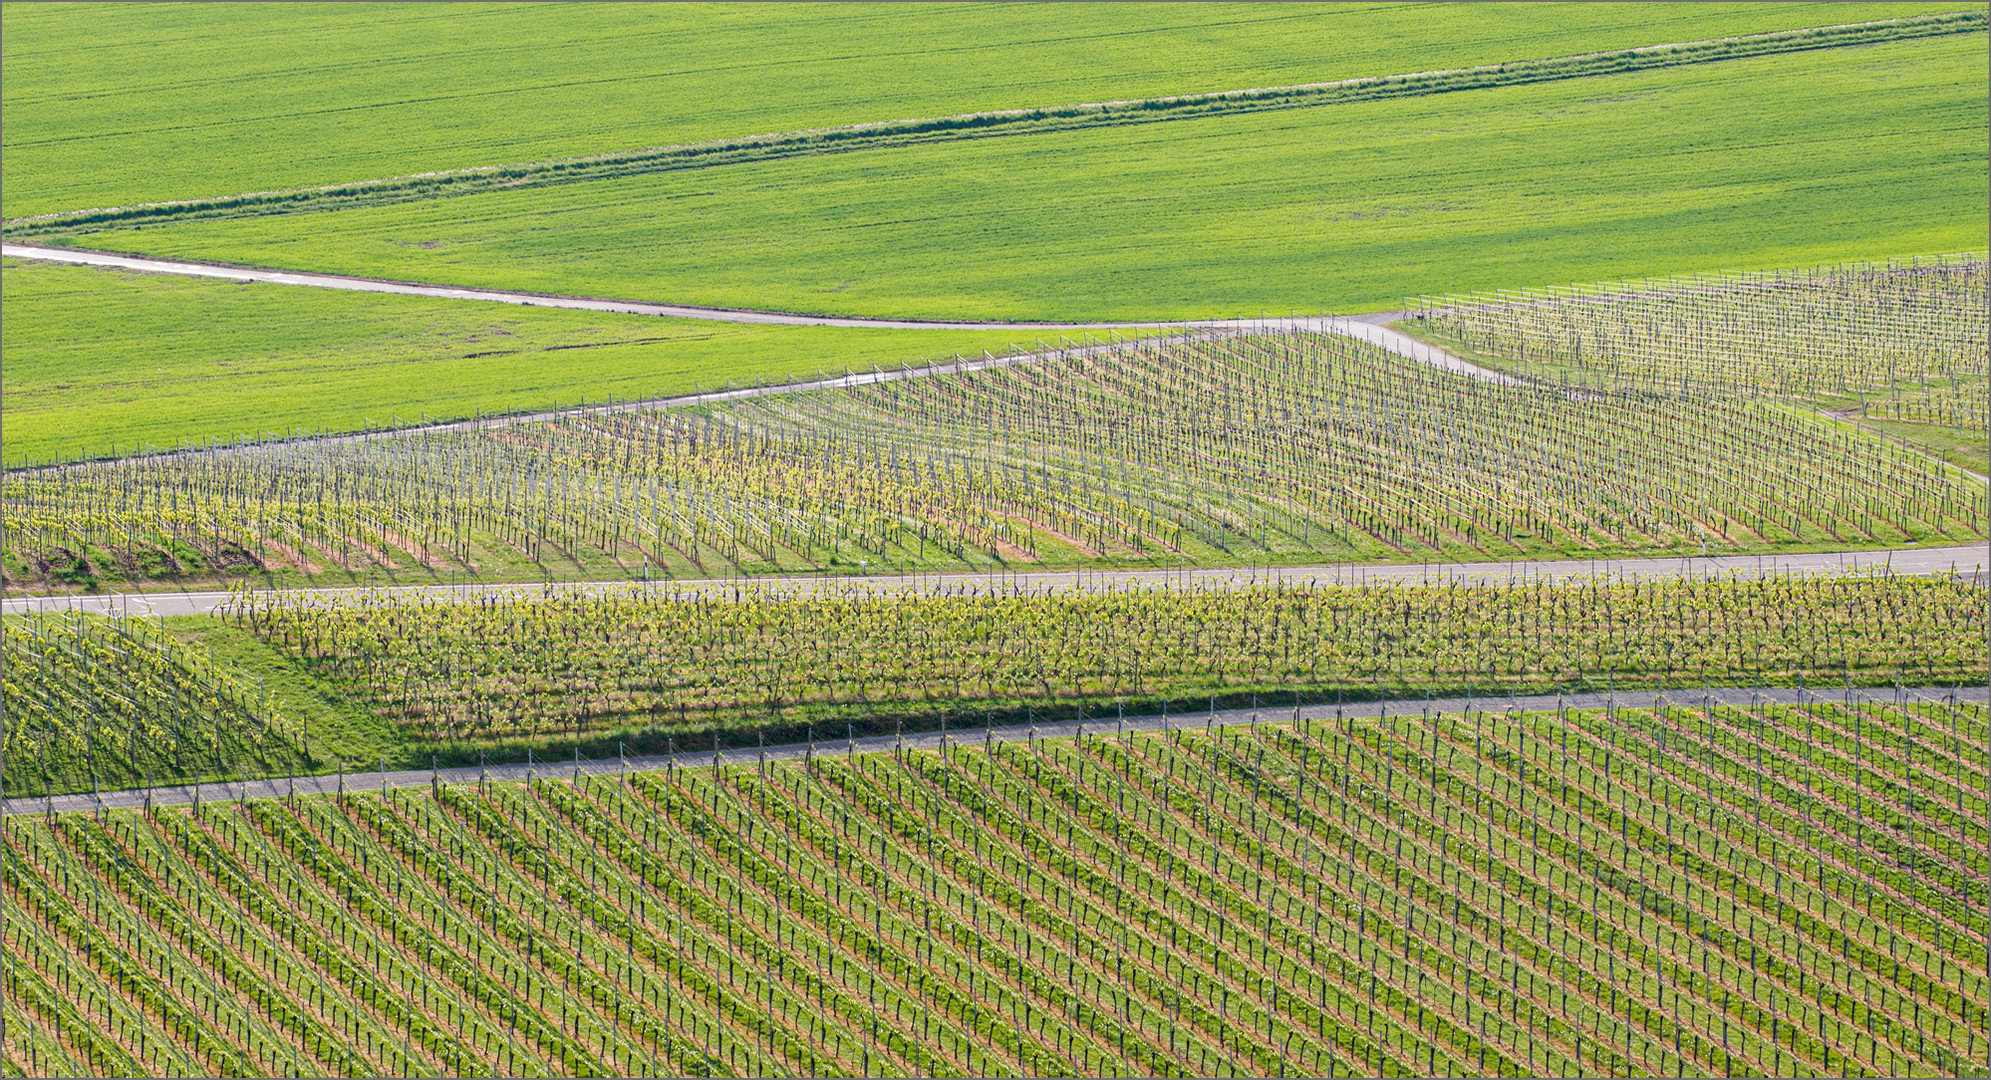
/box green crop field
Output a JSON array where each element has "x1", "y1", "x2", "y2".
[
  {"x1": 2, "y1": 3, "x2": 1964, "y2": 220},
  {"x1": 41, "y1": 26, "x2": 1988, "y2": 321},
  {"x1": 5, "y1": 695, "x2": 1985, "y2": 1077},
  {"x1": 0, "y1": 257, "x2": 1046, "y2": 467}
]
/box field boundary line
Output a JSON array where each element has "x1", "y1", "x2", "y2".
[
  {"x1": 8, "y1": 684, "x2": 1983, "y2": 816},
  {"x1": 5, "y1": 12, "x2": 1980, "y2": 238}
]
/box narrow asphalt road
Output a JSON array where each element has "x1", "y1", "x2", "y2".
[
  {"x1": 7, "y1": 543, "x2": 1981, "y2": 618},
  {"x1": 9, "y1": 683, "x2": 1980, "y2": 817}
]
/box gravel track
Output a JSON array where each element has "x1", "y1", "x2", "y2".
[
  {"x1": 3, "y1": 317, "x2": 1489, "y2": 475},
  {"x1": 7, "y1": 543, "x2": 1981, "y2": 619},
  {"x1": 10, "y1": 683, "x2": 1981, "y2": 817}
]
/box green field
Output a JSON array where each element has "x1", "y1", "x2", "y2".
[
  {"x1": 0, "y1": 257, "x2": 1047, "y2": 466},
  {"x1": 6, "y1": 6, "x2": 1984, "y2": 463},
  {"x1": 55, "y1": 28, "x2": 1987, "y2": 321},
  {"x1": 3, "y1": 3, "x2": 1965, "y2": 219},
  {"x1": 5, "y1": 696, "x2": 1984, "y2": 1077}
]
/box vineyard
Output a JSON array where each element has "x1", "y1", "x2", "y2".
[
  {"x1": 228, "y1": 571, "x2": 1987, "y2": 749},
  {"x1": 6, "y1": 568, "x2": 1982, "y2": 801},
  {"x1": 4, "y1": 0, "x2": 1987, "y2": 1070},
  {"x1": 1408, "y1": 254, "x2": 1991, "y2": 432},
  {"x1": 4, "y1": 694, "x2": 1985, "y2": 1077},
  {"x1": 6, "y1": 327, "x2": 1983, "y2": 592},
  {"x1": 1, "y1": 612, "x2": 306, "y2": 796}
]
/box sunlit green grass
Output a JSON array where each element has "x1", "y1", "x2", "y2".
[
  {"x1": 74, "y1": 32, "x2": 1988, "y2": 320},
  {"x1": 0, "y1": 258, "x2": 1058, "y2": 466},
  {"x1": 3, "y1": 2, "x2": 1960, "y2": 218}
]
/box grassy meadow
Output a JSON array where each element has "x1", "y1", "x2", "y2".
[
  {"x1": 0, "y1": 258, "x2": 1050, "y2": 466},
  {"x1": 63, "y1": 29, "x2": 1988, "y2": 320},
  {"x1": 2, "y1": 2, "x2": 1965, "y2": 218}
]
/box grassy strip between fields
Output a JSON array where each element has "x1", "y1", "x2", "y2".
[{"x1": 8, "y1": 11, "x2": 1980, "y2": 239}]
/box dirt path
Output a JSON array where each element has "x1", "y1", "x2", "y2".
[
  {"x1": 5, "y1": 242, "x2": 1388, "y2": 331},
  {"x1": 6, "y1": 543, "x2": 1980, "y2": 619}
]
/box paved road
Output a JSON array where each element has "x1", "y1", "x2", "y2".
[
  {"x1": 10, "y1": 683, "x2": 1981, "y2": 818},
  {"x1": 7, "y1": 543, "x2": 1981, "y2": 618}
]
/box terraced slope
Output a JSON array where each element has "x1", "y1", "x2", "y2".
[{"x1": 5, "y1": 698, "x2": 1984, "y2": 1076}]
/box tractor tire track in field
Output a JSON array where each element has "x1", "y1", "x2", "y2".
[
  {"x1": 6, "y1": 683, "x2": 1982, "y2": 818},
  {"x1": 5, "y1": 542, "x2": 1981, "y2": 619}
]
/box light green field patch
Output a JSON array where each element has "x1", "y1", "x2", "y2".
[
  {"x1": 73, "y1": 32, "x2": 1988, "y2": 320},
  {"x1": 0, "y1": 257, "x2": 1064, "y2": 465},
  {"x1": 3, "y1": 2, "x2": 1967, "y2": 216}
]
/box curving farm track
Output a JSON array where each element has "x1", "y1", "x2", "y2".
[{"x1": 1, "y1": 242, "x2": 1519, "y2": 401}]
